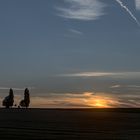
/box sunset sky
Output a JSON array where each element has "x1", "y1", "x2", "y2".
[{"x1": 0, "y1": 0, "x2": 140, "y2": 108}]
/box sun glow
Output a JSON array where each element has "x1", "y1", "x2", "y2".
[
  {"x1": 22, "y1": 92, "x2": 119, "y2": 108},
  {"x1": 84, "y1": 95, "x2": 118, "y2": 108},
  {"x1": 94, "y1": 99, "x2": 109, "y2": 108}
]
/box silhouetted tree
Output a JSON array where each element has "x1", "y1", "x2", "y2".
[
  {"x1": 20, "y1": 88, "x2": 30, "y2": 108},
  {"x1": 2, "y1": 88, "x2": 14, "y2": 108}
]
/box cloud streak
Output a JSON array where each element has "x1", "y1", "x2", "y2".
[
  {"x1": 59, "y1": 72, "x2": 116, "y2": 77},
  {"x1": 0, "y1": 87, "x2": 35, "y2": 91},
  {"x1": 58, "y1": 72, "x2": 140, "y2": 78},
  {"x1": 56, "y1": 0, "x2": 106, "y2": 21},
  {"x1": 111, "y1": 85, "x2": 121, "y2": 88},
  {"x1": 68, "y1": 29, "x2": 83, "y2": 35},
  {"x1": 135, "y1": 0, "x2": 140, "y2": 10},
  {"x1": 111, "y1": 84, "x2": 140, "y2": 89},
  {"x1": 115, "y1": 0, "x2": 140, "y2": 26}
]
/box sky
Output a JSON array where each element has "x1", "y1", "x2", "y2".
[{"x1": 0, "y1": 0, "x2": 140, "y2": 108}]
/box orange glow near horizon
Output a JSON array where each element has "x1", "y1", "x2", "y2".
[
  {"x1": 8, "y1": 92, "x2": 119, "y2": 108},
  {"x1": 82, "y1": 93, "x2": 118, "y2": 108},
  {"x1": 87, "y1": 99, "x2": 110, "y2": 108},
  {"x1": 30, "y1": 93, "x2": 119, "y2": 108}
]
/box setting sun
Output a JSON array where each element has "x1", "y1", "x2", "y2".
[
  {"x1": 83, "y1": 95, "x2": 118, "y2": 108},
  {"x1": 94, "y1": 99, "x2": 109, "y2": 108}
]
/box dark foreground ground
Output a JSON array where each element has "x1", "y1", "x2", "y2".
[{"x1": 0, "y1": 108, "x2": 140, "y2": 140}]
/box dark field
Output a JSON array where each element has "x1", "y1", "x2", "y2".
[{"x1": 0, "y1": 108, "x2": 140, "y2": 140}]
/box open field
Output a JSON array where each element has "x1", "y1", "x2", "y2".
[{"x1": 0, "y1": 108, "x2": 140, "y2": 139}]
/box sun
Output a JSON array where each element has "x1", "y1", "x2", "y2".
[
  {"x1": 94, "y1": 99, "x2": 108, "y2": 108},
  {"x1": 87, "y1": 98, "x2": 109, "y2": 108}
]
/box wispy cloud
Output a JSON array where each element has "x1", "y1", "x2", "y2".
[
  {"x1": 58, "y1": 72, "x2": 140, "y2": 78},
  {"x1": 0, "y1": 87, "x2": 10, "y2": 90},
  {"x1": 135, "y1": 0, "x2": 140, "y2": 10},
  {"x1": 111, "y1": 84, "x2": 140, "y2": 89},
  {"x1": 0, "y1": 87, "x2": 35, "y2": 91},
  {"x1": 127, "y1": 85, "x2": 140, "y2": 88},
  {"x1": 68, "y1": 29, "x2": 83, "y2": 35},
  {"x1": 115, "y1": 0, "x2": 140, "y2": 26},
  {"x1": 56, "y1": 0, "x2": 106, "y2": 21},
  {"x1": 111, "y1": 85, "x2": 121, "y2": 88},
  {"x1": 58, "y1": 72, "x2": 116, "y2": 77}
]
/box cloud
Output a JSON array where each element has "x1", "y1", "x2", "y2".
[
  {"x1": 0, "y1": 87, "x2": 10, "y2": 90},
  {"x1": 68, "y1": 29, "x2": 83, "y2": 35},
  {"x1": 111, "y1": 85, "x2": 121, "y2": 88},
  {"x1": 135, "y1": 0, "x2": 140, "y2": 10},
  {"x1": 58, "y1": 72, "x2": 140, "y2": 78},
  {"x1": 115, "y1": 0, "x2": 140, "y2": 26},
  {"x1": 111, "y1": 85, "x2": 140, "y2": 89},
  {"x1": 127, "y1": 85, "x2": 140, "y2": 88},
  {"x1": 58, "y1": 72, "x2": 116, "y2": 77},
  {"x1": 56, "y1": 0, "x2": 106, "y2": 21},
  {"x1": 117, "y1": 93, "x2": 140, "y2": 108},
  {"x1": 0, "y1": 87, "x2": 24, "y2": 91},
  {"x1": 0, "y1": 87, "x2": 35, "y2": 91}
]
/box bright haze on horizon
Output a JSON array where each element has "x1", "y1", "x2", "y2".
[{"x1": 0, "y1": 0, "x2": 140, "y2": 108}]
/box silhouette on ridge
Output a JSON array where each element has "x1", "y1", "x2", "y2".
[
  {"x1": 19, "y1": 88, "x2": 30, "y2": 108},
  {"x1": 2, "y1": 88, "x2": 14, "y2": 108}
]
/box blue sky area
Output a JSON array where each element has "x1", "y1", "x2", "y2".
[{"x1": 0, "y1": 0, "x2": 140, "y2": 108}]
